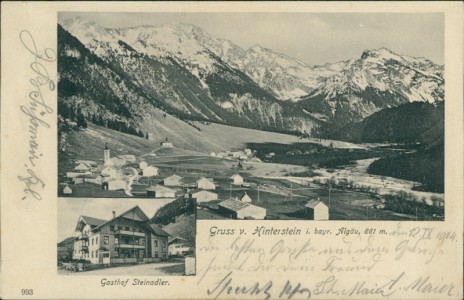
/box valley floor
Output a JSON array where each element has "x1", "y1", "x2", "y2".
[{"x1": 59, "y1": 124, "x2": 444, "y2": 221}]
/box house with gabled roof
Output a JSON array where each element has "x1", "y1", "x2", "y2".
[
  {"x1": 196, "y1": 177, "x2": 215, "y2": 190},
  {"x1": 147, "y1": 185, "x2": 176, "y2": 198},
  {"x1": 143, "y1": 166, "x2": 159, "y2": 177},
  {"x1": 72, "y1": 206, "x2": 169, "y2": 264},
  {"x1": 74, "y1": 163, "x2": 90, "y2": 172},
  {"x1": 230, "y1": 174, "x2": 244, "y2": 186},
  {"x1": 189, "y1": 190, "x2": 218, "y2": 203},
  {"x1": 164, "y1": 174, "x2": 183, "y2": 187},
  {"x1": 305, "y1": 199, "x2": 329, "y2": 220},
  {"x1": 241, "y1": 192, "x2": 252, "y2": 203},
  {"x1": 218, "y1": 198, "x2": 266, "y2": 220}
]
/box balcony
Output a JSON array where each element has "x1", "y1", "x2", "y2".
[
  {"x1": 114, "y1": 230, "x2": 146, "y2": 237},
  {"x1": 117, "y1": 243, "x2": 145, "y2": 249},
  {"x1": 77, "y1": 234, "x2": 88, "y2": 240},
  {"x1": 79, "y1": 245, "x2": 88, "y2": 252}
]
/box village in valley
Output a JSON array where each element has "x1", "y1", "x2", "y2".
[
  {"x1": 59, "y1": 128, "x2": 445, "y2": 222},
  {"x1": 58, "y1": 134, "x2": 333, "y2": 221}
]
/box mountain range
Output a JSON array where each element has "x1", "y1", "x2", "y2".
[{"x1": 58, "y1": 17, "x2": 444, "y2": 138}]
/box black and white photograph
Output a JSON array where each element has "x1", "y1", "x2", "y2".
[
  {"x1": 57, "y1": 12, "x2": 444, "y2": 221},
  {"x1": 57, "y1": 198, "x2": 196, "y2": 275}
]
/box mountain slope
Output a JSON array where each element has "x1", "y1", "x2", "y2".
[
  {"x1": 314, "y1": 101, "x2": 444, "y2": 144},
  {"x1": 58, "y1": 21, "x2": 318, "y2": 134},
  {"x1": 58, "y1": 17, "x2": 444, "y2": 137},
  {"x1": 299, "y1": 48, "x2": 444, "y2": 124}
]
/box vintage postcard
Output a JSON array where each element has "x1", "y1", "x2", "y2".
[{"x1": 1, "y1": 1, "x2": 463, "y2": 299}]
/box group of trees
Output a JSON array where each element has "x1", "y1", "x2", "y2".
[
  {"x1": 151, "y1": 197, "x2": 195, "y2": 226},
  {"x1": 383, "y1": 192, "x2": 443, "y2": 217},
  {"x1": 58, "y1": 102, "x2": 149, "y2": 138}
]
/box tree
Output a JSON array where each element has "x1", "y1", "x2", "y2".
[{"x1": 76, "y1": 112, "x2": 87, "y2": 128}]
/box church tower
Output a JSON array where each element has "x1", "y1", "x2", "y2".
[{"x1": 104, "y1": 142, "x2": 110, "y2": 164}]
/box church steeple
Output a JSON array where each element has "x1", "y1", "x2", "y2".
[{"x1": 104, "y1": 142, "x2": 110, "y2": 164}]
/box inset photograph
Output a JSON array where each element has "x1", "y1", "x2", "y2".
[{"x1": 57, "y1": 198, "x2": 195, "y2": 275}]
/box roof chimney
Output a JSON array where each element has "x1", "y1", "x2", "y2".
[{"x1": 112, "y1": 211, "x2": 116, "y2": 219}]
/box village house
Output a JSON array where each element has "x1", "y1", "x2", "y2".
[
  {"x1": 305, "y1": 199, "x2": 329, "y2": 220},
  {"x1": 147, "y1": 185, "x2": 176, "y2": 198},
  {"x1": 74, "y1": 163, "x2": 90, "y2": 172},
  {"x1": 168, "y1": 237, "x2": 194, "y2": 257},
  {"x1": 84, "y1": 175, "x2": 102, "y2": 185},
  {"x1": 164, "y1": 174, "x2": 183, "y2": 187},
  {"x1": 143, "y1": 166, "x2": 159, "y2": 177},
  {"x1": 76, "y1": 160, "x2": 97, "y2": 168},
  {"x1": 130, "y1": 184, "x2": 148, "y2": 197},
  {"x1": 122, "y1": 154, "x2": 136, "y2": 163},
  {"x1": 196, "y1": 177, "x2": 215, "y2": 190},
  {"x1": 218, "y1": 198, "x2": 266, "y2": 220},
  {"x1": 230, "y1": 174, "x2": 244, "y2": 186},
  {"x1": 72, "y1": 177, "x2": 85, "y2": 185},
  {"x1": 102, "y1": 179, "x2": 127, "y2": 191},
  {"x1": 101, "y1": 166, "x2": 120, "y2": 180},
  {"x1": 161, "y1": 137, "x2": 173, "y2": 148},
  {"x1": 66, "y1": 171, "x2": 91, "y2": 178},
  {"x1": 72, "y1": 206, "x2": 169, "y2": 264},
  {"x1": 57, "y1": 237, "x2": 75, "y2": 262},
  {"x1": 139, "y1": 161, "x2": 148, "y2": 170},
  {"x1": 190, "y1": 190, "x2": 218, "y2": 203},
  {"x1": 241, "y1": 192, "x2": 252, "y2": 203},
  {"x1": 63, "y1": 185, "x2": 73, "y2": 195}
]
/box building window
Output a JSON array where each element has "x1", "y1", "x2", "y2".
[
  {"x1": 118, "y1": 226, "x2": 122, "y2": 230},
  {"x1": 154, "y1": 252, "x2": 158, "y2": 258},
  {"x1": 91, "y1": 251, "x2": 93, "y2": 258},
  {"x1": 139, "y1": 229, "x2": 143, "y2": 233},
  {"x1": 96, "y1": 237, "x2": 98, "y2": 244},
  {"x1": 125, "y1": 226, "x2": 130, "y2": 231},
  {"x1": 154, "y1": 240, "x2": 158, "y2": 247},
  {"x1": 163, "y1": 252, "x2": 166, "y2": 259},
  {"x1": 134, "y1": 238, "x2": 139, "y2": 245},
  {"x1": 110, "y1": 225, "x2": 114, "y2": 231},
  {"x1": 115, "y1": 251, "x2": 119, "y2": 258},
  {"x1": 162, "y1": 241, "x2": 166, "y2": 248},
  {"x1": 104, "y1": 236, "x2": 109, "y2": 245},
  {"x1": 115, "y1": 237, "x2": 119, "y2": 244},
  {"x1": 91, "y1": 238, "x2": 94, "y2": 246},
  {"x1": 141, "y1": 239, "x2": 145, "y2": 245}
]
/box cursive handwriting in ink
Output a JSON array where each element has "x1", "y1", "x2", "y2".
[
  {"x1": 18, "y1": 30, "x2": 56, "y2": 200},
  {"x1": 206, "y1": 271, "x2": 273, "y2": 300}
]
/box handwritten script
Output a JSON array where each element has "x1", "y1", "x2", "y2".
[
  {"x1": 17, "y1": 30, "x2": 56, "y2": 200},
  {"x1": 198, "y1": 223, "x2": 460, "y2": 299}
]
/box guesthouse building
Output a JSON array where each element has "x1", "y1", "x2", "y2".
[{"x1": 72, "y1": 206, "x2": 169, "y2": 264}]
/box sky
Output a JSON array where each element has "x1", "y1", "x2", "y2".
[
  {"x1": 59, "y1": 12, "x2": 444, "y2": 65},
  {"x1": 57, "y1": 198, "x2": 175, "y2": 242}
]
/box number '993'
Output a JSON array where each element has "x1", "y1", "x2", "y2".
[{"x1": 21, "y1": 289, "x2": 33, "y2": 295}]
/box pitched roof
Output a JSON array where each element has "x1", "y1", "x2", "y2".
[
  {"x1": 197, "y1": 177, "x2": 214, "y2": 183},
  {"x1": 241, "y1": 192, "x2": 252, "y2": 201},
  {"x1": 230, "y1": 174, "x2": 243, "y2": 179},
  {"x1": 191, "y1": 190, "x2": 217, "y2": 196},
  {"x1": 149, "y1": 224, "x2": 169, "y2": 237},
  {"x1": 147, "y1": 185, "x2": 175, "y2": 193},
  {"x1": 80, "y1": 216, "x2": 106, "y2": 226},
  {"x1": 218, "y1": 198, "x2": 250, "y2": 212},
  {"x1": 305, "y1": 200, "x2": 326, "y2": 209},
  {"x1": 168, "y1": 236, "x2": 188, "y2": 245},
  {"x1": 93, "y1": 206, "x2": 150, "y2": 231},
  {"x1": 166, "y1": 174, "x2": 182, "y2": 180}
]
